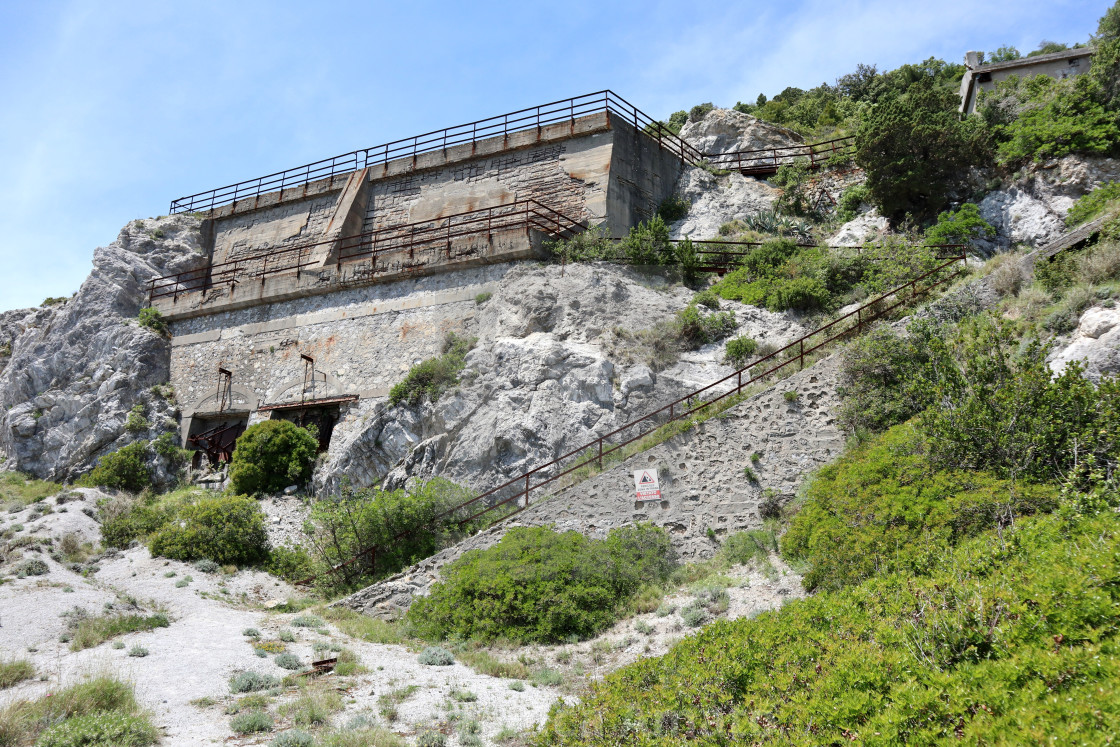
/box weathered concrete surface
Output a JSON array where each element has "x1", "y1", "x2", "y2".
[
  {"x1": 338, "y1": 355, "x2": 843, "y2": 619},
  {"x1": 0, "y1": 216, "x2": 205, "y2": 482}
]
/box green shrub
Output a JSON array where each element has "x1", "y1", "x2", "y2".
[
  {"x1": 127, "y1": 645, "x2": 148, "y2": 658},
  {"x1": 230, "y1": 709, "x2": 273, "y2": 735},
  {"x1": 272, "y1": 730, "x2": 314, "y2": 747},
  {"x1": 408, "y1": 524, "x2": 675, "y2": 643},
  {"x1": 1067, "y1": 181, "x2": 1120, "y2": 226},
  {"x1": 709, "y1": 239, "x2": 849, "y2": 312},
  {"x1": 229, "y1": 671, "x2": 280, "y2": 693},
  {"x1": 194, "y1": 558, "x2": 220, "y2": 574},
  {"x1": 0, "y1": 676, "x2": 147, "y2": 747},
  {"x1": 18, "y1": 558, "x2": 48, "y2": 576},
  {"x1": 80, "y1": 442, "x2": 151, "y2": 492},
  {"x1": 538, "y1": 509, "x2": 1120, "y2": 746},
  {"x1": 723, "y1": 336, "x2": 759, "y2": 368},
  {"x1": 688, "y1": 103, "x2": 714, "y2": 122},
  {"x1": 149, "y1": 494, "x2": 269, "y2": 565},
  {"x1": 0, "y1": 470, "x2": 60, "y2": 506},
  {"x1": 1034, "y1": 251, "x2": 1076, "y2": 292},
  {"x1": 291, "y1": 614, "x2": 323, "y2": 628},
  {"x1": 388, "y1": 332, "x2": 476, "y2": 407},
  {"x1": 922, "y1": 202, "x2": 995, "y2": 249},
  {"x1": 417, "y1": 646, "x2": 455, "y2": 666},
  {"x1": 229, "y1": 420, "x2": 318, "y2": 495},
  {"x1": 856, "y1": 76, "x2": 990, "y2": 223},
  {"x1": 474, "y1": 291, "x2": 492, "y2": 305},
  {"x1": 782, "y1": 422, "x2": 1059, "y2": 592},
  {"x1": 307, "y1": 477, "x2": 475, "y2": 589},
  {"x1": 37, "y1": 711, "x2": 159, "y2": 747},
  {"x1": 836, "y1": 184, "x2": 870, "y2": 222},
  {"x1": 691, "y1": 289, "x2": 720, "y2": 309},
  {"x1": 620, "y1": 216, "x2": 674, "y2": 266},
  {"x1": 69, "y1": 612, "x2": 170, "y2": 651},
  {"x1": 657, "y1": 195, "x2": 691, "y2": 223},
  {"x1": 265, "y1": 544, "x2": 316, "y2": 582},
  {"x1": 674, "y1": 305, "x2": 737, "y2": 348},
  {"x1": 989, "y1": 74, "x2": 1120, "y2": 165},
  {"x1": 772, "y1": 160, "x2": 814, "y2": 216},
  {"x1": 0, "y1": 658, "x2": 34, "y2": 689},
  {"x1": 99, "y1": 496, "x2": 177, "y2": 549},
  {"x1": 124, "y1": 405, "x2": 149, "y2": 434},
  {"x1": 274, "y1": 653, "x2": 301, "y2": 670},
  {"x1": 136, "y1": 307, "x2": 168, "y2": 336}
]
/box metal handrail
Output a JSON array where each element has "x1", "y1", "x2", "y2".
[
  {"x1": 300, "y1": 247, "x2": 967, "y2": 585},
  {"x1": 704, "y1": 135, "x2": 856, "y2": 173},
  {"x1": 149, "y1": 199, "x2": 586, "y2": 302},
  {"x1": 168, "y1": 91, "x2": 704, "y2": 214}
]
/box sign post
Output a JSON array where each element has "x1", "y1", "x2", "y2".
[{"x1": 634, "y1": 469, "x2": 661, "y2": 502}]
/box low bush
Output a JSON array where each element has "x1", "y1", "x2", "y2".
[
  {"x1": 127, "y1": 645, "x2": 148, "y2": 658},
  {"x1": 0, "y1": 470, "x2": 60, "y2": 506},
  {"x1": 388, "y1": 332, "x2": 476, "y2": 407},
  {"x1": 836, "y1": 184, "x2": 870, "y2": 222},
  {"x1": 417, "y1": 646, "x2": 455, "y2": 666},
  {"x1": 229, "y1": 420, "x2": 318, "y2": 495},
  {"x1": 18, "y1": 557, "x2": 48, "y2": 576},
  {"x1": 1066, "y1": 181, "x2": 1120, "y2": 226},
  {"x1": 274, "y1": 653, "x2": 302, "y2": 670},
  {"x1": 69, "y1": 612, "x2": 170, "y2": 652},
  {"x1": 657, "y1": 195, "x2": 691, "y2": 223},
  {"x1": 291, "y1": 614, "x2": 323, "y2": 628},
  {"x1": 782, "y1": 422, "x2": 1059, "y2": 592},
  {"x1": 408, "y1": 524, "x2": 675, "y2": 643},
  {"x1": 272, "y1": 729, "x2": 314, "y2": 747},
  {"x1": 723, "y1": 335, "x2": 759, "y2": 368},
  {"x1": 922, "y1": 202, "x2": 996, "y2": 250},
  {"x1": 229, "y1": 671, "x2": 280, "y2": 694},
  {"x1": 136, "y1": 307, "x2": 168, "y2": 336},
  {"x1": 80, "y1": 442, "x2": 151, "y2": 492},
  {"x1": 265, "y1": 544, "x2": 316, "y2": 582},
  {"x1": 0, "y1": 658, "x2": 34, "y2": 689},
  {"x1": 37, "y1": 710, "x2": 159, "y2": 747},
  {"x1": 149, "y1": 494, "x2": 269, "y2": 565},
  {"x1": 230, "y1": 709, "x2": 273, "y2": 735}
]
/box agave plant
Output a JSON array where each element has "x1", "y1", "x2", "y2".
[{"x1": 743, "y1": 211, "x2": 815, "y2": 242}]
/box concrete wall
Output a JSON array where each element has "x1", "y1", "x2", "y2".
[{"x1": 605, "y1": 112, "x2": 687, "y2": 236}]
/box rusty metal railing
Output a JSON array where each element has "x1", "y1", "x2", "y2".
[
  {"x1": 148, "y1": 200, "x2": 586, "y2": 302},
  {"x1": 704, "y1": 135, "x2": 855, "y2": 174},
  {"x1": 300, "y1": 247, "x2": 966, "y2": 586},
  {"x1": 168, "y1": 91, "x2": 704, "y2": 214}
]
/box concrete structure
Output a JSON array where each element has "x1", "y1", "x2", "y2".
[
  {"x1": 158, "y1": 99, "x2": 689, "y2": 462},
  {"x1": 959, "y1": 47, "x2": 1094, "y2": 115}
]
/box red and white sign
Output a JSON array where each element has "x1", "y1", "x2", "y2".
[{"x1": 634, "y1": 469, "x2": 661, "y2": 501}]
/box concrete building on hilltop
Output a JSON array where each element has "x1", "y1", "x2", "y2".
[{"x1": 959, "y1": 47, "x2": 1094, "y2": 115}]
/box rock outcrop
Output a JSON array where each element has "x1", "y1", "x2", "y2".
[
  {"x1": 0, "y1": 216, "x2": 206, "y2": 482},
  {"x1": 978, "y1": 155, "x2": 1120, "y2": 251},
  {"x1": 678, "y1": 108, "x2": 803, "y2": 155},
  {"x1": 1049, "y1": 305, "x2": 1120, "y2": 381},
  {"x1": 668, "y1": 167, "x2": 779, "y2": 240},
  {"x1": 314, "y1": 262, "x2": 807, "y2": 495}
]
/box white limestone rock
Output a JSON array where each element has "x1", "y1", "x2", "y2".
[
  {"x1": 314, "y1": 263, "x2": 807, "y2": 496},
  {"x1": 978, "y1": 155, "x2": 1120, "y2": 252},
  {"x1": 0, "y1": 215, "x2": 207, "y2": 482},
  {"x1": 668, "y1": 167, "x2": 779, "y2": 240},
  {"x1": 1048, "y1": 305, "x2": 1120, "y2": 382},
  {"x1": 828, "y1": 211, "x2": 889, "y2": 246},
  {"x1": 679, "y1": 108, "x2": 803, "y2": 156}
]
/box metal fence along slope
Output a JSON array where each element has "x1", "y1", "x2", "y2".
[{"x1": 300, "y1": 247, "x2": 967, "y2": 585}]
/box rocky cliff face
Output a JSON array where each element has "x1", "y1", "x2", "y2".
[
  {"x1": 978, "y1": 155, "x2": 1120, "y2": 251},
  {"x1": 678, "y1": 108, "x2": 803, "y2": 155},
  {"x1": 1049, "y1": 305, "x2": 1120, "y2": 381},
  {"x1": 0, "y1": 216, "x2": 206, "y2": 482},
  {"x1": 314, "y1": 262, "x2": 808, "y2": 495}
]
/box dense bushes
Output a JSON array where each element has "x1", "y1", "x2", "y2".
[
  {"x1": 149, "y1": 494, "x2": 270, "y2": 565},
  {"x1": 0, "y1": 676, "x2": 156, "y2": 747},
  {"x1": 922, "y1": 202, "x2": 996, "y2": 249},
  {"x1": 710, "y1": 238, "x2": 940, "y2": 313},
  {"x1": 80, "y1": 442, "x2": 151, "y2": 492},
  {"x1": 782, "y1": 422, "x2": 1058, "y2": 591},
  {"x1": 856, "y1": 77, "x2": 990, "y2": 223},
  {"x1": 1066, "y1": 181, "x2": 1120, "y2": 226},
  {"x1": 539, "y1": 509, "x2": 1120, "y2": 745},
  {"x1": 306, "y1": 478, "x2": 474, "y2": 589},
  {"x1": 388, "y1": 332, "x2": 476, "y2": 407},
  {"x1": 229, "y1": 419, "x2": 319, "y2": 494},
  {"x1": 408, "y1": 524, "x2": 675, "y2": 643}
]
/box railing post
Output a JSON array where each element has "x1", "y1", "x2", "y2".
[
  {"x1": 857, "y1": 307, "x2": 862, "y2": 334},
  {"x1": 799, "y1": 339, "x2": 804, "y2": 370},
  {"x1": 524, "y1": 473, "x2": 530, "y2": 508},
  {"x1": 597, "y1": 439, "x2": 603, "y2": 470}
]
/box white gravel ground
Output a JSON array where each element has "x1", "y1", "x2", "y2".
[{"x1": 1, "y1": 488, "x2": 803, "y2": 745}]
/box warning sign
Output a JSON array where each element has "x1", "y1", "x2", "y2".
[{"x1": 634, "y1": 469, "x2": 661, "y2": 502}]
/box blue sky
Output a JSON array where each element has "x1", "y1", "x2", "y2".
[{"x1": 0, "y1": 0, "x2": 1110, "y2": 312}]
